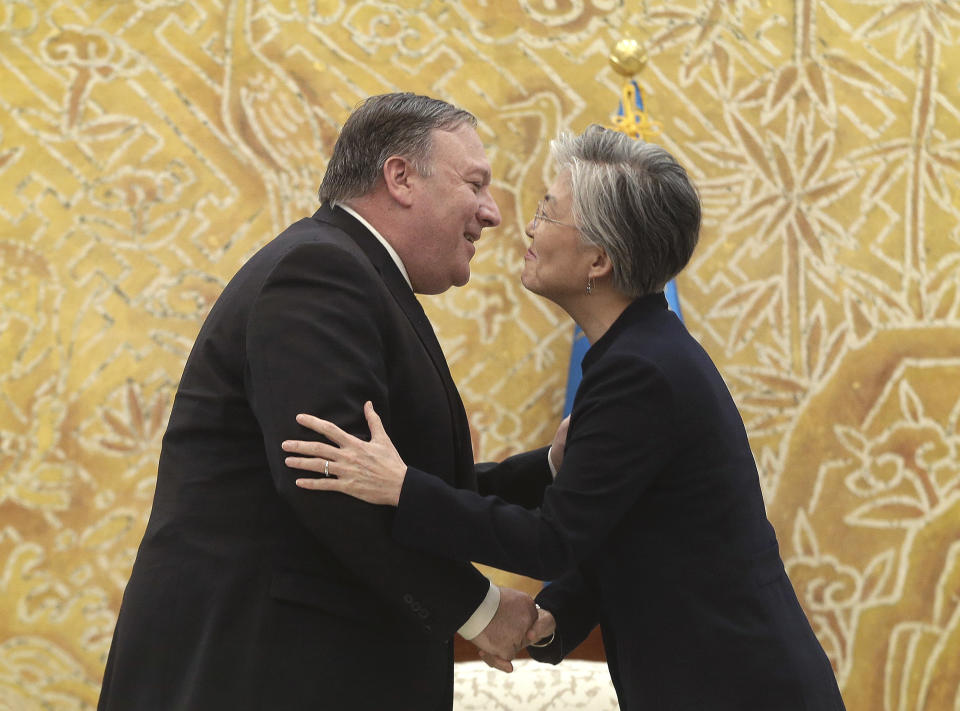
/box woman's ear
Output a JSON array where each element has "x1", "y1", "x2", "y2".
[
  {"x1": 383, "y1": 155, "x2": 415, "y2": 207},
  {"x1": 588, "y1": 249, "x2": 614, "y2": 280}
]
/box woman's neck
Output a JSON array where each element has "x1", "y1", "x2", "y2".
[{"x1": 565, "y1": 290, "x2": 633, "y2": 344}]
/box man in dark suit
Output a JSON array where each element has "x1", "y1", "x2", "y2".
[{"x1": 97, "y1": 93, "x2": 540, "y2": 711}]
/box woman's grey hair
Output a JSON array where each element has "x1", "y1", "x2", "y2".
[
  {"x1": 553, "y1": 125, "x2": 701, "y2": 298},
  {"x1": 319, "y1": 93, "x2": 477, "y2": 202}
]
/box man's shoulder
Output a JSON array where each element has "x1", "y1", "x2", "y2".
[
  {"x1": 273, "y1": 214, "x2": 362, "y2": 253},
  {"x1": 211, "y1": 216, "x2": 377, "y2": 314},
  {"x1": 248, "y1": 215, "x2": 372, "y2": 275}
]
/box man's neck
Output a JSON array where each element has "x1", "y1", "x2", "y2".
[{"x1": 333, "y1": 200, "x2": 412, "y2": 290}]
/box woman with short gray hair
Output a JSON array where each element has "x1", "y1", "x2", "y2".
[
  {"x1": 286, "y1": 125, "x2": 846, "y2": 710},
  {"x1": 554, "y1": 125, "x2": 701, "y2": 298}
]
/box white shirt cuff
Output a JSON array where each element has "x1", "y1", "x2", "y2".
[
  {"x1": 457, "y1": 581, "x2": 500, "y2": 640},
  {"x1": 547, "y1": 446, "x2": 559, "y2": 478}
]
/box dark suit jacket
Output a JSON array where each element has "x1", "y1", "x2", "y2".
[
  {"x1": 392, "y1": 294, "x2": 846, "y2": 710},
  {"x1": 98, "y1": 204, "x2": 500, "y2": 711}
]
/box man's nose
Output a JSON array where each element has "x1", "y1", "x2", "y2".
[{"x1": 478, "y1": 189, "x2": 501, "y2": 228}]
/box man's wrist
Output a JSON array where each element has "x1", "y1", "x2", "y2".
[{"x1": 457, "y1": 581, "x2": 500, "y2": 640}]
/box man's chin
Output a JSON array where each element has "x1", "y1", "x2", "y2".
[
  {"x1": 520, "y1": 271, "x2": 537, "y2": 294},
  {"x1": 452, "y1": 267, "x2": 470, "y2": 288},
  {"x1": 419, "y1": 274, "x2": 469, "y2": 295}
]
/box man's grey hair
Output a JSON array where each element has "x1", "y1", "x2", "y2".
[
  {"x1": 319, "y1": 93, "x2": 477, "y2": 203},
  {"x1": 552, "y1": 125, "x2": 701, "y2": 298}
]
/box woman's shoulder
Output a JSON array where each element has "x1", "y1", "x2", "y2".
[
  {"x1": 602, "y1": 312, "x2": 695, "y2": 362},
  {"x1": 586, "y1": 316, "x2": 722, "y2": 398}
]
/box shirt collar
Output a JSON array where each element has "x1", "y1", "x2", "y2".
[{"x1": 333, "y1": 201, "x2": 412, "y2": 290}]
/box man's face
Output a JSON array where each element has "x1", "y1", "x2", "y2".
[{"x1": 405, "y1": 125, "x2": 501, "y2": 294}]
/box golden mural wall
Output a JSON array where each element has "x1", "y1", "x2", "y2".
[{"x1": 1, "y1": 0, "x2": 958, "y2": 708}]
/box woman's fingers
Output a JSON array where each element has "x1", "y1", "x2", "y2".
[
  {"x1": 281, "y1": 438, "x2": 339, "y2": 462},
  {"x1": 294, "y1": 413, "x2": 351, "y2": 445},
  {"x1": 295, "y1": 476, "x2": 344, "y2": 492},
  {"x1": 363, "y1": 401, "x2": 387, "y2": 441},
  {"x1": 284, "y1": 406, "x2": 406, "y2": 507},
  {"x1": 284, "y1": 455, "x2": 340, "y2": 475},
  {"x1": 526, "y1": 608, "x2": 556, "y2": 645}
]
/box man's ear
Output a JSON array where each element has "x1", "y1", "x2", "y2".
[{"x1": 383, "y1": 155, "x2": 415, "y2": 207}]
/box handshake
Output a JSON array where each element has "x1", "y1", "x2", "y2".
[{"x1": 468, "y1": 587, "x2": 556, "y2": 673}]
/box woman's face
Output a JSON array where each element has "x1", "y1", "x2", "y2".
[{"x1": 521, "y1": 174, "x2": 600, "y2": 305}]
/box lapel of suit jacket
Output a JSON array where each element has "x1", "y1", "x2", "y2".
[{"x1": 312, "y1": 204, "x2": 477, "y2": 488}]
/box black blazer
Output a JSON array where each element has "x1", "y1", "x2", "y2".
[
  {"x1": 392, "y1": 294, "x2": 846, "y2": 711},
  {"x1": 98, "y1": 204, "x2": 495, "y2": 711}
]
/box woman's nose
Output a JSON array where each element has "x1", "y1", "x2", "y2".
[{"x1": 524, "y1": 218, "x2": 536, "y2": 239}]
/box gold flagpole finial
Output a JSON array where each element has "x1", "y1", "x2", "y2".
[
  {"x1": 609, "y1": 38, "x2": 647, "y2": 77},
  {"x1": 608, "y1": 38, "x2": 661, "y2": 142}
]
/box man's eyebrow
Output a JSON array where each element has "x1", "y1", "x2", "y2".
[{"x1": 468, "y1": 167, "x2": 492, "y2": 184}]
